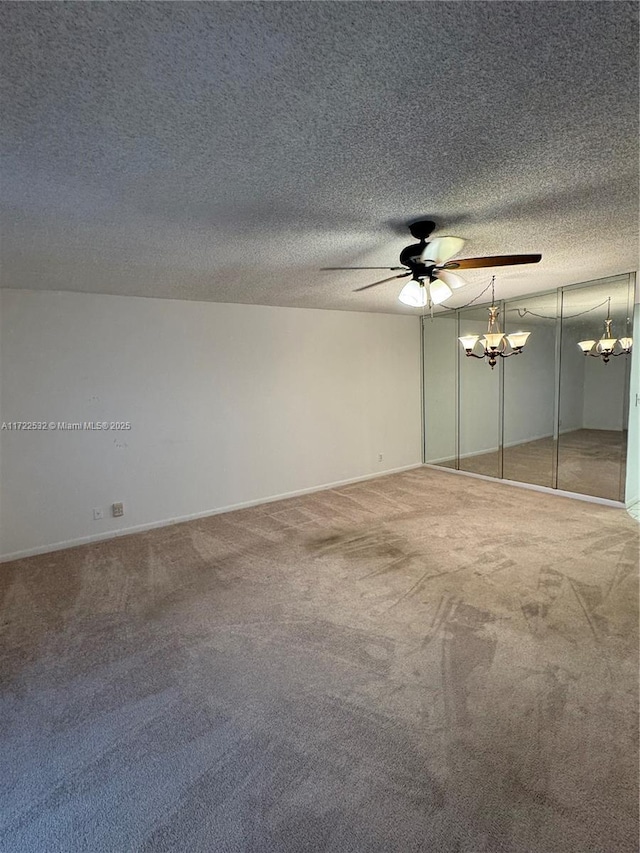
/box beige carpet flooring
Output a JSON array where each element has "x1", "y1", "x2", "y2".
[
  {"x1": 1, "y1": 467, "x2": 638, "y2": 852},
  {"x1": 437, "y1": 429, "x2": 627, "y2": 501}
]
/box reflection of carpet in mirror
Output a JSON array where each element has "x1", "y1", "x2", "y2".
[{"x1": 446, "y1": 430, "x2": 626, "y2": 501}]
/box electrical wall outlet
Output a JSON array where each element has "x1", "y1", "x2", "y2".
[
  {"x1": 112, "y1": 502, "x2": 124, "y2": 518},
  {"x1": 378, "y1": 453, "x2": 383, "y2": 462},
  {"x1": 93, "y1": 508, "x2": 104, "y2": 521}
]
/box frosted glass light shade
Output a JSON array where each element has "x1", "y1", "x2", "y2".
[
  {"x1": 429, "y1": 279, "x2": 453, "y2": 305},
  {"x1": 597, "y1": 338, "x2": 616, "y2": 352},
  {"x1": 506, "y1": 331, "x2": 531, "y2": 349},
  {"x1": 484, "y1": 332, "x2": 505, "y2": 349},
  {"x1": 619, "y1": 337, "x2": 633, "y2": 350},
  {"x1": 459, "y1": 334, "x2": 480, "y2": 351},
  {"x1": 398, "y1": 280, "x2": 428, "y2": 307},
  {"x1": 577, "y1": 340, "x2": 596, "y2": 353}
]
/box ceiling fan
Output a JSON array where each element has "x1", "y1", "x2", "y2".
[{"x1": 321, "y1": 220, "x2": 542, "y2": 307}]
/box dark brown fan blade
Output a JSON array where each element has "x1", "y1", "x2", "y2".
[
  {"x1": 353, "y1": 272, "x2": 410, "y2": 292},
  {"x1": 321, "y1": 266, "x2": 407, "y2": 271},
  {"x1": 444, "y1": 254, "x2": 542, "y2": 270}
]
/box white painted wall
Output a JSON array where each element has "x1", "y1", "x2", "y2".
[{"x1": 0, "y1": 290, "x2": 422, "y2": 559}]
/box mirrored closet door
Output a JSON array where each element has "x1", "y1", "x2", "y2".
[
  {"x1": 557, "y1": 276, "x2": 633, "y2": 501},
  {"x1": 422, "y1": 273, "x2": 635, "y2": 502},
  {"x1": 458, "y1": 304, "x2": 501, "y2": 479},
  {"x1": 502, "y1": 291, "x2": 558, "y2": 489}
]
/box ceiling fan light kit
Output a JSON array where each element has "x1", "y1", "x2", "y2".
[{"x1": 320, "y1": 219, "x2": 542, "y2": 309}]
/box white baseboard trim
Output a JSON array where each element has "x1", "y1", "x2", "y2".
[
  {"x1": 0, "y1": 462, "x2": 423, "y2": 563},
  {"x1": 423, "y1": 464, "x2": 625, "y2": 508}
]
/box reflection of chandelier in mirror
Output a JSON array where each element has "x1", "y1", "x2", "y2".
[
  {"x1": 458, "y1": 277, "x2": 531, "y2": 369},
  {"x1": 577, "y1": 299, "x2": 633, "y2": 363}
]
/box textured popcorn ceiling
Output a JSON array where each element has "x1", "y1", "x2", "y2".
[{"x1": 1, "y1": 2, "x2": 638, "y2": 314}]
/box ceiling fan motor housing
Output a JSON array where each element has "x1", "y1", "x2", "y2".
[
  {"x1": 400, "y1": 220, "x2": 446, "y2": 279},
  {"x1": 407, "y1": 219, "x2": 436, "y2": 241},
  {"x1": 399, "y1": 242, "x2": 436, "y2": 279}
]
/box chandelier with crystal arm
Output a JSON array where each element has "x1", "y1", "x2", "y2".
[
  {"x1": 577, "y1": 299, "x2": 633, "y2": 363},
  {"x1": 458, "y1": 278, "x2": 531, "y2": 369}
]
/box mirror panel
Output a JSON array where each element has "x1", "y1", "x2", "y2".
[
  {"x1": 423, "y1": 314, "x2": 457, "y2": 469},
  {"x1": 558, "y1": 275, "x2": 632, "y2": 501},
  {"x1": 421, "y1": 273, "x2": 634, "y2": 502},
  {"x1": 502, "y1": 292, "x2": 557, "y2": 488},
  {"x1": 457, "y1": 305, "x2": 501, "y2": 478}
]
